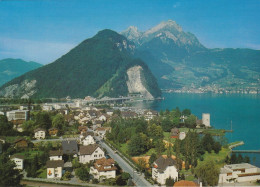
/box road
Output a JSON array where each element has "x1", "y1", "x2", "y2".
[
  {"x1": 96, "y1": 137, "x2": 152, "y2": 187},
  {"x1": 31, "y1": 137, "x2": 79, "y2": 143}
]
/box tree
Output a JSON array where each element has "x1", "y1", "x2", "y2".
[
  {"x1": 185, "y1": 114, "x2": 197, "y2": 128},
  {"x1": 52, "y1": 114, "x2": 65, "y2": 130},
  {"x1": 165, "y1": 177, "x2": 175, "y2": 186},
  {"x1": 213, "y1": 142, "x2": 222, "y2": 154},
  {"x1": 201, "y1": 134, "x2": 215, "y2": 153},
  {"x1": 154, "y1": 139, "x2": 166, "y2": 156},
  {"x1": 195, "y1": 159, "x2": 220, "y2": 186},
  {"x1": 0, "y1": 115, "x2": 14, "y2": 136},
  {"x1": 75, "y1": 166, "x2": 90, "y2": 181},
  {"x1": 0, "y1": 154, "x2": 23, "y2": 186},
  {"x1": 149, "y1": 153, "x2": 157, "y2": 167},
  {"x1": 127, "y1": 134, "x2": 149, "y2": 156},
  {"x1": 182, "y1": 109, "x2": 191, "y2": 116},
  {"x1": 72, "y1": 157, "x2": 81, "y2": 169}
]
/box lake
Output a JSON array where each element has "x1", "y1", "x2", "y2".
[{"x1": 132, "y1": 93, "x2": 260, "y2": 167}]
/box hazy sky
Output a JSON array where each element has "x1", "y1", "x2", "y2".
[{"x1": 1, "y1": 0, "x2": 260, "y2": 64}]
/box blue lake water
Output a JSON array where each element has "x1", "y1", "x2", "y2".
[{"x1": 132, "y1": 93, "x2": 260, "y2": 167}]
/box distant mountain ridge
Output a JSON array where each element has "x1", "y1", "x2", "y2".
[
  {"x1": 121, "y1": 20, "x2": 260, "y2": 93},
  {"x1": 0, "y1": 58, "x2": 42, "y2": 87},
  {"x1": 0, "y1": 30, "x2": 161, "y2": 99}
]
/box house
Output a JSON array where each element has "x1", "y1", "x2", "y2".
[
  {"x1": 49, "y1": 150, "x2": 63, "y2": 160},
  {"x1": 42, "y1": 104, "x2": 53, "y2": 111},
  {"x1": 171, "y1": 128, "x2": 180, "y2": 139},
  {"x1": 48, "y1": 128, "x2": 59, "y2": 136},
  {"x1": 218, "y1": 163, "x2": 260, "y2": 184},
  {"x1": 79, "y1": 144, "x2": 105, "y2": 164},
  {"x1": 144, "y1": 110, "x2": 158, "y2": 121},
  {"x1": 62, "y1": 140, "x2": 78, "y2": 157},
  {"x1": 80, "y1": 132, "x2": 95, "y2": 146},
  {"x1": 6, "y1": 110, "x2": 28, "y2": 121},
  {"x1": 174, "y1": 180, "x2": 199, "y2": 186},
  {"x1": 121, "y1": 111, "x2": 138, "y2": 119},
  {"x1": 95, "y1": 127, "x2": 111, "y2": 139},
  {"x1": 19, "y1": 105, "x2": 34, "y2": 110},
  {"x1": 90, "y1": 158, "x2": 117, "y2": 180},
  {"x1": 106, "y1": 109, "x2": 114, "y2": 116},
  {"x1": 98, "y1": 114, "x2": 107, "y2": 121},
  {"x1": 10, "y1": 155, "x2": 24, "y2": 170},
  {"x1": 152, "y1": 156, "x2": 178, "y2": 185},
  {"x1": 34, "y1": 128, "x2": 46, "y2": 139},
  {"x1": 14, "y1": 138, "x2": 28, "y2": 148},
  {"x1": 78, "y1": 126, "x2": 88, "y2": 134},
  {"x1": 46, "y1": 160, "x2": 64, "y2": 179}
]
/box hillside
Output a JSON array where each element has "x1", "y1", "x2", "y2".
[
  {"x1": 121, "y1": 20, "x2": 260, "y2": 93},
  {"x1": 0, "y1": 30, "x2": 161, "y2": 99},
  {"x1": 0, "y1": 58, "x2": 42, "y2": 86}
]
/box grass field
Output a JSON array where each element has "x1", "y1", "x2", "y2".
[
  {"x1": 200, "y1": 147, "x2": 231, "y2": 167},
  {"x1": 18, "y1": 150, "x2": 44, "y2": 159}
]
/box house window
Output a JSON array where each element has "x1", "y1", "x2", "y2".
[
  {"x1": 94, "y1": 155, "x2": 97, "y2": 157},
  {"x1": 99, "y1": 154, "x2": 102, "y2": 157}
]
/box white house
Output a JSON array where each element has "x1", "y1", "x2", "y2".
[
  {"x1": 10, "y1": 155, "x2": 24, "y2": 170},
  {"x1": 218, "y1": 163, "x2": 260, "y2": 184},
  {"x1": 42, "y1": 104, "x2": 53, "y2": 111},
  {"x1": 79, "y1": 144, "x2": 105, "y2": 164},
  {"x1": 152, "y1": 156, "x2": 178, "y2": 185},
  {"x1": 90, "y1": 158, "x2": 117, "y2": 180},
  {"x1": 80, "y1": 132, "x2": 95, "y2": 146},
  {"x1": 46, "y1": 160, "x2": 64, "y2": 179},
  {"x1": 49, "y1": 150, "x2": 63, "y2": 161},
  {"x1": 202, "y1": 113, "x2": 210, "y2": 127},
  {"x1": 95, "y1": 127, "x2": 111, "y2": 139},
  {"x1": 6, "y1": 110, "x2": 28, "y2": 121},
  {"x1": 34, "y1": 128, "x2": 46, "y2": 139},
  {"x1": 144, "y1": 110, "x2": 158, "y2": 121}
]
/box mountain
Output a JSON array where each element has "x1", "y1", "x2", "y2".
[
  {"x1": 121, "y1": 20, "x2": 260, "y2": 93},
  {"x1": 0, "y1": 30, "x2": 161, "y2": 99},
  {"x1": 0, "y1": 58, "x2": 42, "y2": 87}
]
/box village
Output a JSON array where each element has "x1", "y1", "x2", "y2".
[{"x1": 0, "y1": 97, "x2": 260, "y2": 186}]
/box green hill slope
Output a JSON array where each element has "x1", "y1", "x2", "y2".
[{"x1": 0, "y1": 30, "x2": 161, "y2": 99}]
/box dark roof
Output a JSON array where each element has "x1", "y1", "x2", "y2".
[
  {"x1": 49, "y1": 149, "x2": 63, "y2": 156},
  {"x1": 154, "y1": 156, "x2": 177, "y2": 172},
  {"x1": 79, "y1": 144, "x2": 100, "y2": 155},
  {"x1": 10, "y1": 154, "x2": 25, "y2": 160},
  {"x1": 62, "y1": 140, "x2": 78, "y2": 155},
  {"x1": 46, "y1": 160, "x2": 64, "y2": 168},
  {"x1": 121, "y1": 111, "x2": 138, "y2": 118}
]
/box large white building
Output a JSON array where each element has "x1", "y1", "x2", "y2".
[
  {"x1": 6, "y1": 110, "x2": 28, "y2": 121},
  {"x1": 152, "y1": 156, "x2": 178, "y2": 185},
  {"x1": 46, "y1": 160, "x2": 64, "y2": 179},
  {"x1": 79, "y1": 144, "x2": 105, "y2": 164},
  {"x1": 219, "y1": 163, "x2": 260, "y2": 184},
  {"x1": 10, "y1": 155, "x2": 24, "y2": 170},
  {"x1": 202, "y1": 113, "x2": 210, "y2": 127},
  {"x1": 90, "y1": 158, "x2": 117, "y2": 180}
]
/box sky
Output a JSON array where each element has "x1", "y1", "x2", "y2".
[{"x1": 0, "y1": 0, "x2": 260, "y2": 64}]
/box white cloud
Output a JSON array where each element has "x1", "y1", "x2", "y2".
[{"x1": 0, "y1": 37, "x2": 76, "y2": 64}]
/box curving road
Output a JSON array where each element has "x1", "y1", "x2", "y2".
[{"x1": 96, "y1": 137, "x2": 152, "y2": 187}]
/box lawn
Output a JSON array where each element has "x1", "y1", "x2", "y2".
[
  {"x1": 37, "y1": 166, "x2": 47, "y2": 178},
  {"x1": 200, "y1": 147, "x2": 230, "y2": 167},
  {"x1": 18, "y1": 150, "x2": 44, "y2": 159},
  {"x1": 179, "y1": 169, "x2": 196, "y2": 181}
]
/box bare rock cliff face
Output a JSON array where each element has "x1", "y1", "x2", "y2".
[
  {"x1": 0, "y1": 79, "x2": 37, "y2": 98},
  {"x1": 126, "y1": 66, "x2": 153, "y2": 99}
]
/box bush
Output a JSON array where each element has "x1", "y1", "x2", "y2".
[{"x1": 75, "y1": 166, "x2": 90, "y2": 181}]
